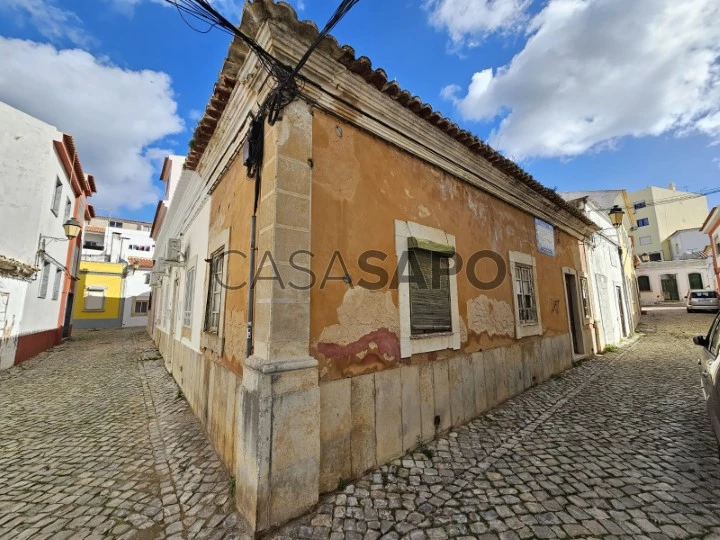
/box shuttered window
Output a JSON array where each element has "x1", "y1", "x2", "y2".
[
  {"x1": 52, "y1": 268, "x2": 63, "y2": 300},
  {"x1": 408, "y1": 247, "x2": 452, "y2": 335},
  {"x1": 84, "y1": 287, "x2": 106, "y2": 311},
  {"x1": 183, "y1": 267, "x2": 195, "y2": 328},
  {"x1": 38, "y1": 261, "x2": 51, "y2": 298},
  {"x1": 51, "y1": 178, "x2": 62, "y2": 216},
  {"x1": 638, "y1": 275, "x2": 651, "y2": 292}
]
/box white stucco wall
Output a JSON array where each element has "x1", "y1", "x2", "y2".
[
  {"x1": 0, "y1": 278, "x2": 27, "y2": 369},
  {"x1": 0, "y1": 102, "x2": 75, "y2": 351},
  {"x1": 669, "y1": 229, "x2": 710, "y2": 260},
  {"x1": 122, "y1": 269, "x2": 152, "y2": 327}
]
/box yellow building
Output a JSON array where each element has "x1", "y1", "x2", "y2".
[{"x1": 72, "y1": 261, "x2": 125, "y2": 329}]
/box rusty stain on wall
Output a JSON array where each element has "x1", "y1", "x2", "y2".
[{"x1": 467, "y1": 295, "x2": 515, "y2": 338}]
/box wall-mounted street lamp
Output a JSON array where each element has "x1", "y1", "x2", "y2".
[
  {"x1": 608, "y1": 205, "x2": 625, "y2": 228},
  {"x1": 39, "y1": 217, "x2": 82, "y2": 250}
]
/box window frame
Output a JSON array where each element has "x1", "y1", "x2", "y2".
[
  {"x1": 637, "y1": 218, "x2": 650, "y2": 227},
  {"x1": 579, "y1": 276, "x2": 591, "y2": 320},
  {"x1": 51, "y1": 267, "x2": 63, "y2": 301},
  {"x1": 509, "y1": 251, "x2": 543, "y2": 339},
  {"x1": 204, "y1": 249, "x2": 225, "y2": 334},
  {"x1": 638, "y1": 275, "x2": 652, "y2": 292},
  {"x1": 395, "y1": 220, "x2": 460, "y2": 358},
  {"x1": 83, "y1": 286, "x2": 106, "y2": 312},
  {"x1": 183, "y1": 267, "x2": 196, "y2": 329},
  {"x1": 638, "y1": 236, "x2": 652, "y2": 246},
  {"x1": 132, "y1": 297, "x2": 149, "y2": 316},
  {"x1": 38, "y1": 261, "x2": 51, "y2": 299},
  {"x1": 0, "y1": 292, "x2": 9, "y2": 326},
  {"x1": 688, "y1": 272, "x2": 704, "y2": 290},
  {"x1": 648, "y1": 252, "x2": 663, "y2": 262},
  {"x1": 633, "y1": 201, "x2": 646, "y2": 210},
  {"x1": 51, "y1": 177, "x2": 62, "y2": 216}
]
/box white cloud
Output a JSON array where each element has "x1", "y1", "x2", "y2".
[
  {"x1": 0, "y1": 38, "x2": 184, "y2": 212},
  {"x1": 425, "y1": 0, "x2": 531, "y2": 48},
  {"x1": 443, "y1": 0, "x2": 720, "y2": 159},
  {"x1": 0, "y1": 0, "x2": 89, "y2": 46}
]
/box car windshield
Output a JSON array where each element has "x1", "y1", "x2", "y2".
[{"x1": 691, "y1": 291, "x2": 718, "y2": 299}]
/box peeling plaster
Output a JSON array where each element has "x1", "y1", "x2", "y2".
[
  {"x1": 319, "y1": 288, "x2": 399, "y2": 345},
  {"x1": 467, "y1": 295, "x2": 515, "y2": 338},
  {"x1": 223, "y1": 308, "x2": 245, "y2": 365},
  {"x1": 417, "y1": 204, "x2": 431, "y2": 218}
]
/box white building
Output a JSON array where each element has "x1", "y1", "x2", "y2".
[
  {"x1": 0, "y1": 102, "x2": 94, "y2": 368},
  {"x1": 563, "y1": 195, "x2": 637, "y2": 351},
  {"x1": 150, "y1": 156, "x2": 185, "y2": 241},
  {"x1": 79, "y1": 216, "x2": 155, "y2": 328},
  {"x1": 669, "y1": 228, "x2": 711, "y2": 260},
  {"x1": 636, "y1": 256, "x2": 715, "y2": 304},
  {"x1": 701, "y1": 207, "x2": 720, "y2": 291},
  {"x1": 148, "y1": 156, "x2": 209, "y2": 376}
]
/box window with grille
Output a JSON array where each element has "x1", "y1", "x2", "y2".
[
  {"x1": 38, "y1": 261, "x2": 51, "y2": 298},
  {"x1": 183, "y1": 267, "x2": 195, "y2": 328},
  {"x1": 638, "y1": 275, "x2": 651, "y2": 292},
  {"x1": 514, "y1": 263, "x2": 538, "y2": 325},
  {"x1": 579, "y1": 277, "x2": 591, "y2": 319},
  {"x1": 205, "y1": 251, "x2": 224, "y2": 333},
  {"x1": 51, "y1": 178, "x2": 62, "y2": 216},
  {"x1": 408, "y1": 249, "x2": 452, "y2": 335}
]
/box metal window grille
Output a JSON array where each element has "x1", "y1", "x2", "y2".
[
  {"x1": 183, "y1": 268, "x2": 195, "y2": 328},
  {"x1": 205, "y1": 252, "x2": 224, "y2": 332},
  {"x1": 514, "y1": 263, "x2": 538, "y2": 325},
  {"x1": 408, "y1": 249, "x2": 452, "y2": 335}
]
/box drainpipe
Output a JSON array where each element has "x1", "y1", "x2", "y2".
[{"x1": 245, "y1": 117, "x2": 264, "y2": 358}]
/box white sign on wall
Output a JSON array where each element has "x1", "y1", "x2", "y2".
[{"x1": 535, "y1": 218, "x2": 555, "y2": 256}]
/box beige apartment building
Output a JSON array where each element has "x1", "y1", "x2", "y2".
[{"x1": 628, "y1": 184, "x2": 709, "y2": 262}]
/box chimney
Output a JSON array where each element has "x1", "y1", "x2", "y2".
[
  {"x1": 109, "y1": 232, "x2": 122, "y2": 263},
  {"x1": 668, "y1": 182, "x2": 676, "y2": 191}
]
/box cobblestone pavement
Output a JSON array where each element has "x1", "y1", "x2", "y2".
[
  {"x1": 270, "y1": 310, "x2": 720, "y2": 540},
  {"x1": 0, "y1": 328, "x2": 250, "y2": 540}
]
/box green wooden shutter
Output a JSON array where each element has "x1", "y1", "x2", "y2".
[{"x1": 409, "y1": 249, "x2": 452, "y2": 334}]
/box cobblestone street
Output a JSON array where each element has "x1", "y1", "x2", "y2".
[
  {"x1": 0, "y1": 328, "x2": 249, "y2": 540},
  {"x1": 2, "y1": 311, "x2": 720, "y2": 540},
  {"x1": 271, "y1": 310, "x2": 720, "y2": 540}
]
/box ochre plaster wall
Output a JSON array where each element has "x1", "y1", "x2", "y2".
[
  {"x1": 309, "y1": 110, "x2": 583, "y2": 382},
  {"x1": 206, "y1": 157, "x2": 254, "y2": 375}
]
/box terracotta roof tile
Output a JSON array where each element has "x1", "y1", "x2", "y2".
[
  {"x1": 85, "y1": 226, "x2": 105, "y2": 233},
  {"x1": 128, "y1": 257, "x2": 154, "y2": 269}
]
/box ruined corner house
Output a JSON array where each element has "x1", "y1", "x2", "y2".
[{"x1": 149, "y1": 0, "x2": 598, "y2": 533}]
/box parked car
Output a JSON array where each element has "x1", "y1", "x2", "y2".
[
  {"x1": 693, "y1": 312, "x2": 720, "y2": 453},
  {"x1": 686, "y1": 290, "x2": 720, "y2": 313}
]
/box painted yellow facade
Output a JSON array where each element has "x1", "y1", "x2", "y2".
[{"x1": 73, "y1": 262, "x2": 124, "y2": 324}]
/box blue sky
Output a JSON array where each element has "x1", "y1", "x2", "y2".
[{"x1": 1, "y1": 0, "x2": 719, "y2": 222}]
